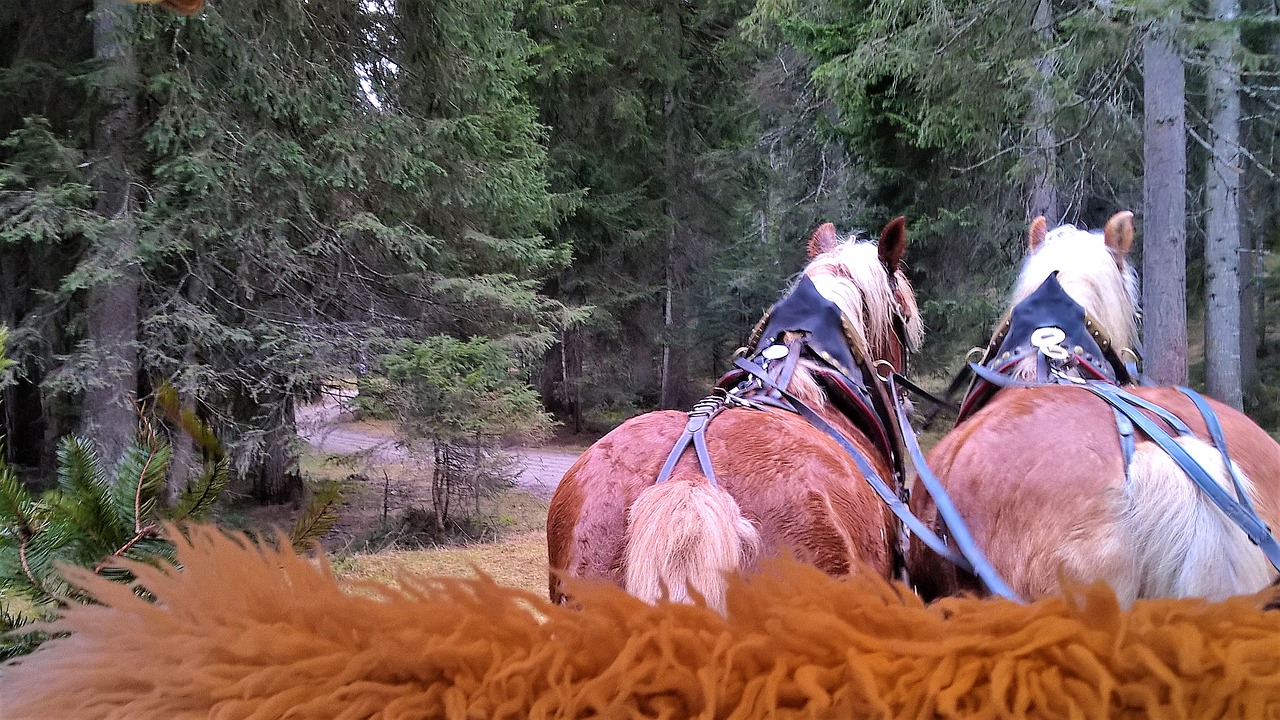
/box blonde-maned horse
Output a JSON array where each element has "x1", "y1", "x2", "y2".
[
  {"x1": 547, "y1": 219, "x2": 924, "y2": 613},
  {"x1": 909, "y1": 212, "x2": 1280, "y2": 605}
]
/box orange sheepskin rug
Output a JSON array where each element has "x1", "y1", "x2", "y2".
[{"x1": 4, "y1": 524, "x2": 1280, "y2": 719}]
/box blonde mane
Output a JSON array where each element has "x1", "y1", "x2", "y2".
[
  {"x1": 781, "y1": 233, "x2": 925, "y2": 407},
  {"x1": 1009, "y1": 223, "x2": 1139, "y2": 377}
]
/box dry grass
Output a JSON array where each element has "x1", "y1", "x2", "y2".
[
  {"x1": 324, "y1": 481, "x2": 553, "y2": 597},
  {"x1": 332, "y1": 531, "x2": 548, "y2": 597}
]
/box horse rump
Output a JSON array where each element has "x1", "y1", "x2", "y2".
[
  {"x1": 623, "y1": 475, "x2": 762, "y2": 614},
  {"x1": 1121, "y1": 436, "x2": 1276, "y2": 600}
]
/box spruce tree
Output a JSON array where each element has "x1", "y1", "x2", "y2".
[{"x1": 2, "y1": 0, "x2": 568, "y2": 501}]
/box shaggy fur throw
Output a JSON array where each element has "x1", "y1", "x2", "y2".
[{"x1": 3, "y1": 525, "x2": 1280, "y2": 719}]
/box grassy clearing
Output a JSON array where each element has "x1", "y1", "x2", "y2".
[
  {"x1": 322, "y1": 474, "x2": 553, "y2": 598},
  {"x1": 332, "y1": 530, "x2": 548, "y2": 597}
]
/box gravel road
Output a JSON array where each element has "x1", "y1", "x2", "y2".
[{"x1": 295, "y1": 387, "x2": 581, "y2": 501}]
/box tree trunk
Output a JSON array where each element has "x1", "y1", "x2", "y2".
[
  {"x1": 1203, "y1": 0, "x2": 1243, "y2": 408},
  {"x1": 1141, "y1": 23, "x2": 1188, "y2": 386},
  {"x1": 83, "y1": 0, "x2": 141, "y2": 465},
  {"x1": 660, "y1": 90, "x2": 678, "y2": 410},
  {"x1": 1240, "y1": 230, "x2": 1257, "y2": 399},
  {"x1": 1026, "y1": 0, "x2": 1060, "y2": 224},
  {"x1": 253, "y1": 396, "x2": 302, "y2": 504},
  {"x1": 661, "y1": 228, "x2": 675, "y2": 408}
]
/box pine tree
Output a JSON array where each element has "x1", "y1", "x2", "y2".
[
  {"x1": 3, "y1": 0, "x2": 568, "y2": 501},
  {"x1": 522, "y1": 0, "x2": 762, "y2": 420}
]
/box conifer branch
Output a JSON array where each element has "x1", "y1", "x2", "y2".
[
  {"x1": 18, "y1": 536, "x2": 40, "y2": 590},
  {"x1": 134, "y1": 453, "x2": 156, "y2": 535},
  {"x1": 93, "y1": 523, "x2": 159, "y2": 573}
]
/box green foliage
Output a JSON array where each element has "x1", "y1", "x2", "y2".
[
  {"x1": 289, "y1": 481, "x2": 343, "y2": 553},
  {"x1": 0, "y1": 604, "x2": 45, "y2": 662},
  {"x1": 740, "y1": 0, "x2": 1148, "y2": 373},
  {"x1": 0, "y1": 374, "x2": 230, "y2": 659},
  {"x1": 383, "y1": 336, "x2": 553, "y2": 445},
  {"x1": 380, "y1": 334, "x2": 552, "y2": 528},
  {"x1": 0, "y1": 326, "x2": 14, "y2": 383},
  {"x1": 522, "y1": 0, "x2": 766, "y2": 413},
  {"x1": 3, "y1": 0, "x2": 571, "y2": 500},
  {"x1": 0, "y1": 422, "x2": 226, "y2": 603}
]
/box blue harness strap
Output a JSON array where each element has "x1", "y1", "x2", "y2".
[
  {"x1": 1078, "y1": 383, "x2": 1280, "y2": 573},
  {"x1": 884, "y1": 371, "x2": 1023, "y2": 602},
  {"x1": 1177, "y1": 387, "x2": 1258, "y2": 513},
  {"x1": 732, "y1": 356, "x2": 1028, "y2": 600},
  {"x1": 970, "y1": 361, "x2": 1280, "y2": 573},
  {"x1": 655, "y1": 393, "x2": 728, "y2": 486}
]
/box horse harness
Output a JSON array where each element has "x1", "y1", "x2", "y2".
[
  {"x1": 962, "y1": 273, "x2": 1280, "y2": 574},
  {"x1": 653, "y1": 275, "x2": 903, "y2": 489},
  {"x1": 958, "y1": 272, "x2": 1136, "y2": 422},
  {"x1": 650, "y1": 274, "x2": 1020, "y2": 596}
]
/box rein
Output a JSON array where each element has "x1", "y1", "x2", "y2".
[
  {"x1": 651, "y1": 270, "x2": 1026, "y2": 601},
  {"x1": 729, "y1": 356, "x2": 971, "y2": 571},
  {"x1": 730, "y1": 352, "x2": 1025, "y2": 602},
  {"x1": 880, "y1": 369, "x2": 1023, "y2": 601},
  {"x1": 973, "y1": 365, "x2": 1280, "y2": 574},
  {"x1": 965, "y1": 269, "x2": 1280, "y2": 577}
]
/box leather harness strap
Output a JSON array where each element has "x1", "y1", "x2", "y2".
[
  {"x1": 970, "y1": 363, "x2": 1280, "y2": 574},
  {"x1": 732, "y1": 356, "x2": 982, "y2": 577},
  {"x1": 883, "y1": 371, "x2": 1023, "y2": 601},
  {"x1": 655, "y1": 392, "x2": 732, "y2": 486},
  {"x1": 1087, "y1": 383, "x2": 1280, "y2": 572},
  {"x1": 651, "y1": 269, "x2": 1027, "y2": 601},
  {"x1": 1180, "y1": 386, "x2": 1259, "y2": 516}
]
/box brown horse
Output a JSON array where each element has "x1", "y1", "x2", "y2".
[
  {"x1": 547, "y1": 219, "x2": 925, "y2": 612},
  {"x1": 909, "y1": 212, "x2": 1280, "y2": 605}
]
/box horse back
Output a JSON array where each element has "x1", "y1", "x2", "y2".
[
  {"x1": 908, "y1": 385, "x2": 1280, "y2": 601},
  {"x1": 546, "y1": 407, "x2": 897, "y2": 603}
]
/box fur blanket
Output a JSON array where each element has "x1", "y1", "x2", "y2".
[{"x1": 4, "y1": 525, "x2": 1280, "y2": 719}]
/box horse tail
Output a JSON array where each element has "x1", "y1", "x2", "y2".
[
  {"x1": 1121, "y1": 437, "x2": 1275, "y2": 600},
  {"x1": 623, "y1": 476, "x2": 761, "y2": 614}
]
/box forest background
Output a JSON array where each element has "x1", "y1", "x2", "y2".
[{"x1": 2, "y1": 0, "x2": 1279, "y2": 579}]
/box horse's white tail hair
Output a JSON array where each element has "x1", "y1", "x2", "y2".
[
  {"x1": 623, "y1": 477, "x2": 762, "y2": 614},
  {"x1": 1121, "y1": 437, "x2": 1276, "y2": 600}
]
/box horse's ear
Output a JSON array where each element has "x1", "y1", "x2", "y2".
[
  {"x1": 1104, "y1": 210, "x2": 1135, "y2": 261},
  {"x1": 808, "y1": 223, "x2": 840, "y2": 259},
  {"x1": 878, "y1": 216, "x2": 907, "y2": 273},
  {"x1": 1028, "y1": 216, "x2": 1048, "y2": 253}
]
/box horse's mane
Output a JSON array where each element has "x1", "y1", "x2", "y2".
[
  {"x1": 1010, "y1": 223, "x2": 1139, "y2": 356},
  {"x1": 804, "y1": 238, "x2": 924, "y2": 355},
  {"x1": 780, "y1": 234, "x2": 924, "y2": 408}
]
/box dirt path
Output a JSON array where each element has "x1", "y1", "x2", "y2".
[{"x1": 295, "y1": 386, "x2": 582, "y2": 502}]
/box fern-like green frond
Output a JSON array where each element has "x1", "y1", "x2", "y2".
[
  {"x1": 290, "y1": 482, "x2": 343, "y2": 551},
  {"x1": 0, "y1": 460, "x2": 40, "y2": 539},
  {"x1": 107, "y1": 436, "x2": 172, "y2": 533},
  {"x1": 170, "y1": 457, "x2": 230, "y2": 521},
  {"x1": 48, "y1": 437, "x2": 121, "y2": 559},
  {"x1": 1, "y1": 604, "x2": 50, "y2": 662},
  {"x1": 55, "y1": 437, "x2": 108, "y2": 501}
]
